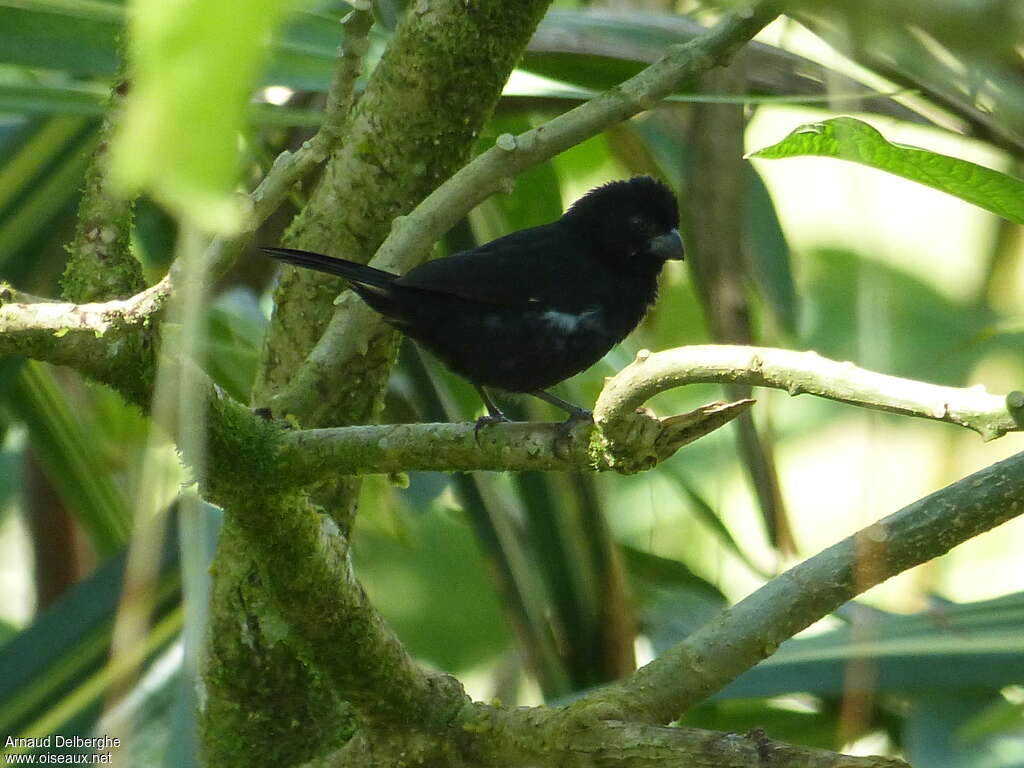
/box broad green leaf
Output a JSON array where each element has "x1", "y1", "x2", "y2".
[
  {"x1": 905, "y1": 694, "x2": 1012, "y2": 768},
  {"x1": 749, "y1": 117, "x2": 1024, "y2": 225},
  {"x1": 109, "y1": 0, "x2": 300, "y2": 232},
  {"x1": 716, "y1": 592, "x2": 1024, "y2": 700}
]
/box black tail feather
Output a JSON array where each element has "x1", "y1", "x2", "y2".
[{"x1": 261, "y1": 247, "x2": 397, "y2": 289}]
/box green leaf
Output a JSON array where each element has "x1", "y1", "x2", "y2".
[
  {"x1": 0, "y1": 4, "x2": 121, "y2": 76},
  {"x1": 0, "y1": 531, "x2": 181, "y2": 741},
  {"x1": 744, "y1": 166, "x2": 797, "y2": 335},
  {"x1": 0, "y1": 118, "x2": 98, "y2": 275},
  {"x1": 0, "y1": 82, "x2": 324, "y2": 127},
  {"x1": 3, "y1": 361, "x2": 130, "y2": 555},
  {"x1": 957, "y1": 697, "x2": 1024, "y2": 744},
  {"x1": 523, "y1": 11, "x2": 928, "y2": 124},
  {"x1": 108, "y1": 0, "x2": 299, "y2": 232},
  {"x1": 749, "y1": 116, "x2": 1024, "y2": 225},
  {"x1": 905, "y1": 693, "x2": 1011, "y2": 768},
  {"x1": 716, "y1": 591, "x2": 1024, "y2": 700},
  {"x1": 623, "y1": 546, "x2": 728, "y2": 654}
]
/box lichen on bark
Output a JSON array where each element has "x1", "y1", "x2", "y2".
[
  {"x1": 204, "y1": 2, "x2": 555, "y2": 765},
  {"x1": 61, "y1": 78, "x2": 146, "y2": 304}
]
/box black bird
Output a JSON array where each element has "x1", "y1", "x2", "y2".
[{"x1": 263, "y1": 176, "x2": 683, "y2": 430}]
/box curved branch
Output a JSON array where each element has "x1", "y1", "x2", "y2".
[
  {"x1": 274, "y1": 344, "x2": 1020, "y2": 479},
  {"x1": 596, "y1": 345, "x2": 1021, "y2": 442}
]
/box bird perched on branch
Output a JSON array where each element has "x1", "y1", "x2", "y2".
[{"x1": 263, "y1": 175, "x2": 683, "y2": 432}]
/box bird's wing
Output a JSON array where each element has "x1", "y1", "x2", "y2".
[{"x1": 394, "y1": 224, "x2": 583, "y2": 307}]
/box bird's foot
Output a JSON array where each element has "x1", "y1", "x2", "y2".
[{"x1": 474, "y1": 413, "x2": 511, "y2": 445}]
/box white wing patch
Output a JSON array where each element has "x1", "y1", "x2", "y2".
[{"x1": 540, "y1": 308, "x2": 601, "y2": 334}]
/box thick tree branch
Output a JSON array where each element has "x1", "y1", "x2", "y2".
[
  {"x1": 564, "y1": 447, "x2": 1024, "y2": 726},
  {"x1": 318, "y1": 717, "x2": 906, "y2": 767},
  {"x1": 279, "y1": 399, "x2": 751, "y2": 478},
  {"x1": 0, "y1": 280, "x2": 168, "y2": 406},
  {"x1": 206, "y1": 3, "x2": 557, "y2": 764},
  {"x1": 268, "y1": 0, "x2": 785, "y2": 417}
]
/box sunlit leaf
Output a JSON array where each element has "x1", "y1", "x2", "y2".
[
  {"x1": 109, "y1": 0, "x2": 301, "y2": 232},
  {"x1": 749, "y1": 117, "x2": 1024, "y2": 225}
]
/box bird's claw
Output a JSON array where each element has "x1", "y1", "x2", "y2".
[{"x1": 474, "y1": 413, "x2": 511, "y2": 445}]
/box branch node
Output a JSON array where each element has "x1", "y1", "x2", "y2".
[
  {"x1": 496, "y1": 133, "x2": 517, "y2": 151},
  {"x1": 1007, "y1": 390, "x2": 1024, "y2": 426}
]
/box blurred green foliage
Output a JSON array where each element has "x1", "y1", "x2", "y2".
[{"x1": 0, "y1": 1, "x2": 1023, "y2": 766}]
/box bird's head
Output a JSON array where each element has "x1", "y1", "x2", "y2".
[{"x1": 562, "y1": 176, "x2": 683, "y2": 269}]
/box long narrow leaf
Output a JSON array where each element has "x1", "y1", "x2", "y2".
[{"x1": 4, "y1": 361, "x2": 130, "y2": 555}]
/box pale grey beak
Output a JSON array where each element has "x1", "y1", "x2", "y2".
[{"x1": 648, "y1": 228, "x2": 684, "y2": 261}]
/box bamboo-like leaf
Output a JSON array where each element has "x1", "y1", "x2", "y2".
[
  {"x1": 3, "y1": 361, "x2": 130, "y2": 555},
  {"x1": 744, "y1": 166, "x2": 797, "y2": 335},
  {"x1": 0, "y1": 119, "x2": 98, "y2": 274},
  {"x1": 717, "y1": 592, "x2": 1024, "y2": 699},
  {"x1": 0, "y1": 82, "x2": 324, "y2": 127},
  {"x1": 749, "y1": 116, "x2": 1024, "y2": 225},
  {"x1": 0, "y1": 535, "x2": 181, "y2": 741}
]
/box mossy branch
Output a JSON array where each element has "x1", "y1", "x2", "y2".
[
  {"x1": 61, "y1": 75, "x2": 145, "y2": 304},
  {"x1": 320, "y1": 717, "x2": 907, "y2": 767}
]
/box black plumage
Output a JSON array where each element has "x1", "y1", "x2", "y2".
[{"x1": 263, "y1": 175, "x2": 683, "y2": 427}]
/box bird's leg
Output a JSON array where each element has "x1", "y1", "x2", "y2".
[
  {"x1": 474, "y1": 385, "x2": 510, "y2": 443},
  {"x1": 529, "y1": 389, "x2": 593, "y2": 424},
  {"x1": 530, "y1": 389, "x2": 593, "y2": 456}
]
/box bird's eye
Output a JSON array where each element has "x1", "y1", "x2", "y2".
[{"x1": 628, "y1": 215, "x2": 646, "y2": 232}]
